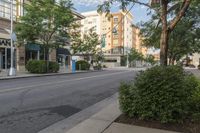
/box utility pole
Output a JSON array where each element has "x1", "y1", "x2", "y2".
[{"x1": 9, "y1": 0, "x2": 16, "y2": 76}]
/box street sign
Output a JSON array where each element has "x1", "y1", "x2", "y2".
[{"x1": 11, "y1": 32, "x2": 17, "y2": 42}]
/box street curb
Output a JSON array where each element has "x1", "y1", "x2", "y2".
[
  {"x1": 0, "y1": 70, "x2": 103, "y2": 80},
  {"x1": 38, "y1": 93, "x2": 120, "y2": 133},
  {"x1": 65, "y1": 99, "x2": 121, "y2": 133}
]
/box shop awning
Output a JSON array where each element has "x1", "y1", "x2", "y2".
[
  {"x1": 26, "y1": 43, "x2": 41, "y2": 51},
  {"x1": 57, "y1": 48, "x2": 71, "y2": 55}
]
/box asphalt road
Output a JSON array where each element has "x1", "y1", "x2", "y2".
[{"x1": 0, "y1": 69, "x2": 137, "y2": 133}]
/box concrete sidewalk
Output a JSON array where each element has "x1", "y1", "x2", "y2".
[
  {"x1": 103, "y1": 123, "x2": 180, "y2": 133},
  {"x1": 63, "y1": 99, "x2": 180, "y2": 133},
  {"x1": 65, "y1": 101, "x2": 121, "y2": 133},
  {"x1": 0, "y1": 70, "x2": 95, "y2": 80}
]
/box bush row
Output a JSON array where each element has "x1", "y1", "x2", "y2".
[
  {"x1": 76, "y1": 60, "x2": 90, "y2": 70},
  {"x1": 119, "y1": 65, "x2": 200, "y2": 123},
  {"x1": 26, "y1": 60, "x2": 59, "y2": 73}
]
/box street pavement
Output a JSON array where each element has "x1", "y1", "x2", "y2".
[{"x1": 0, "y1": 69, "x2": 137, "y2": 133}]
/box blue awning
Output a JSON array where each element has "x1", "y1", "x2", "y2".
[{"x1": 26, "y1": 43, "x2": 40, "y2": 51}]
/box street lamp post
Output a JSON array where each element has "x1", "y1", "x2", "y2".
[{"x1": 9, "y1": 0, "x2": 16, "y2": 76}]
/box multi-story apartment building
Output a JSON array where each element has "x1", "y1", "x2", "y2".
[
  {"x1": 132, "y1": 25, "x2": 147, "y2": 56},
  {"x1": 81, "y1": 11, "x2": 101, "y2": 35},
  {"x1": 81, "y1": 10, "x2": 134, "y2": 67}
]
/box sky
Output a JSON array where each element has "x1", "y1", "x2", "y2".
[{"x1": 72, "y1": 0, "x2": 151, "y2": 25}]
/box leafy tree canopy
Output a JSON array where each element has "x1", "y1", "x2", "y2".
[
  {"x1": 71, "y1": 28, "x2": 100, "y2": 56},
  {"x1": 15, "y1": 0, "x2": 75, "y2": 49},
  {"x1": 140, "y1": 2, "x2": 200, "y2": 64}
]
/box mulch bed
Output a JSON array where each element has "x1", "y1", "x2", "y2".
[{"x1": 115, "y1": 114, "x2": 200, "y2": 133}]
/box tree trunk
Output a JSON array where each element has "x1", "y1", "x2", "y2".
[
  {"x1": 160, "y1": 25, "x2": 169, "y2": 66},
  {"x1": 160, "y1": 0, "x2": 169, "y2": 66}
]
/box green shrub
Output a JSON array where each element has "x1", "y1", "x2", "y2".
[
  {"x1": 119, "y1": 65, "x2": 200, "y2": 123},
  {"x1": 190, "y1": 80, "x2": 200, "y2": 121},
  {"x1": 26, "y1": 60, "x2": 59, "y2": 73},
  {"x1": 49, "y1": 61, "x2": 59, "y2": 73},
  {"x1": 26, "y1": 60, "x2": 46, "y2": 73},
  {"x1": 76, "y1": 60, "x2": 90, "y2": 70}
]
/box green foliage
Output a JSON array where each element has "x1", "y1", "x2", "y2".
[
  {"x1": 93, "y1": 50, "x2": 104, "y2": 65},
  {"x1": 15, "y1": 0, "x2": 74, "y2": 49},
  {"x1": 190, "y1": 80, "x2": 200, "y2": 121},
  {"x1": 49, "y1": 61, "x2": 60, "y2": 73},
  {"x1": 128, "y1": 48, "x2": 144, "y2": 62},
  {"x1": 145, "y1": 55, "x2": 156, "y2": 65},
  {"x1": 71, "y1": 29, "x2": 99, "y2": 56},
  {"x1": 26, "y1": 60, "x2": 59, "y2": 73},
  {"x1": 119, "y1": 66, "x2": 200, "y2": 123},
  {"x1": 76, "y1": 60, "x2": 90, "y2": 70},
  {"x1": 140, "y1": 2, "x2": 200, "y2": 64},
  {"x1": 26, "y1": 60, "x2": 46, "y2": 73}
]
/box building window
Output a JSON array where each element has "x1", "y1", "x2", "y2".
[
  {"x1": 114, "y1": 17, "x2": 118, "y2": 23},
  {"x1": 0, "y1": 0, "x2": 17, "y2": 20},
  {"x1": 113, "y1": 34, "x2": 118, "y2": 38},
  {"x1": 113, "y1": 40, "x2": 119, "y2": 46}
]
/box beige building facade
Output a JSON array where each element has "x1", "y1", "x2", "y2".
[
  {"x1": 81, "y1": 11, "x2": 101, "y2": 35},
  {"x1": 81, "y1": 10, "x2": 134, "y2": 67},
  {"x1": 132, "y1": 25, "x2": 147, "y2": 57}
]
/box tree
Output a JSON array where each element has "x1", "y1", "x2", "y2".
[
  {"x1": 128, "y1": 48, "x2": 144, "y2": 66},
  {"x1": 15, "y1": 0, "x2": 75, "y2": 61},
  {"x1": 145, "y1": 55, "x2": 156, "y2": 65},
  {"x1": 98, "y1": 0, "x2": 193, "y2": 66},
  {"x1": 141, "y1": 2, "x2": 200, "y2": 65},
  {"x1": 93, "y1": 49, "x2": 104, "y2": 66},
  {"x1": 71, "y1": 28, "x2": 100, "y2": 62}
]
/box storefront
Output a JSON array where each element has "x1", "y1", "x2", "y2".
[
  {"x1": 57, "y1": 48, "x2": 71, "y2": 72},
  {"x1": 25, "y1": 43, "x2": 40, "y2": 63},
  {"x1": 0, "y1": 38, "x2": 16, "y2": 70}
]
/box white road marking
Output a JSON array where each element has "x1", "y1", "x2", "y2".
[{"x1": 0, "y1": 70, "x2": 132, "y2": 94}]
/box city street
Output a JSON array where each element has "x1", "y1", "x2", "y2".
[{"x1": 0, "y1": 69, "x2": 137, "y2": 133}]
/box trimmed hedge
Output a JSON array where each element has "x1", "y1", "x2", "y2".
[
  {"x1": 119, "y1": 65, "x2": 200, "y2": 123},
  {"x1": 26, "y1": 60, "x2": 59, "y2": 73},
  {"x1": 76, "y1": 60, "x2": 90, "y2": 70}
]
